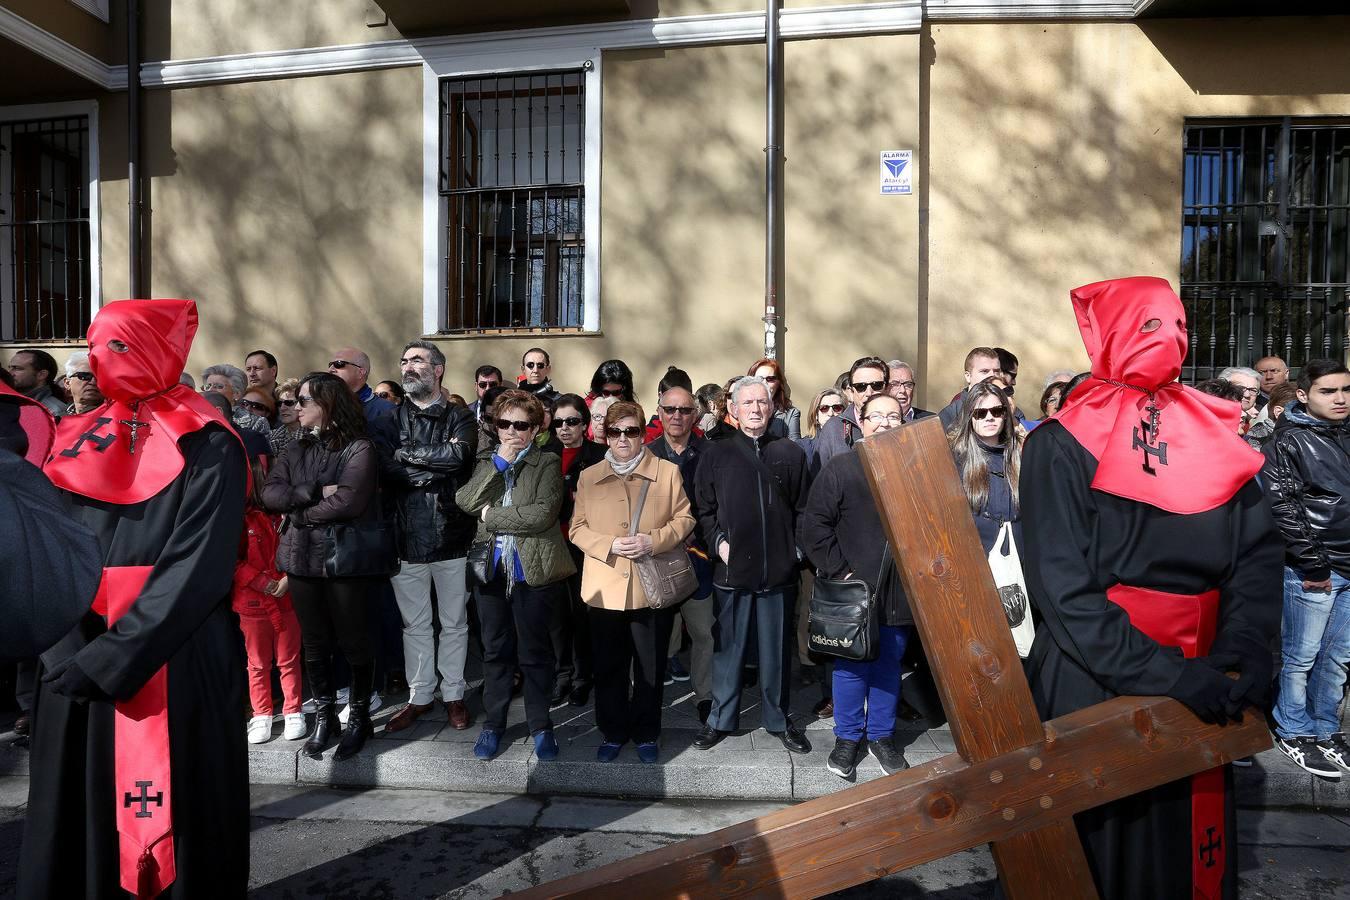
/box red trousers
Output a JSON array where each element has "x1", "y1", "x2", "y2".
[{"x1": 238, "y1": 611, "x2": 304, "y2": 716}]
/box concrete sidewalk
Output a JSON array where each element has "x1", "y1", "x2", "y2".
[{"x1": 4, "y1": 678, "x2": 1346, "y2": 809}]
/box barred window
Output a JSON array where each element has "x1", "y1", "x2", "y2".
[
  {"x1": 0, "y1": 113, "x2": 94, "y2": 342},
  {"x1": 1181, "y1": 120, "x2": 1350, "y2": 380},
  {"x1": 439, "y1": 71, "x2": 585, "y2": 333}
]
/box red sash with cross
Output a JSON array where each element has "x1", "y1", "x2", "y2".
[
  {"x1": 1107, "y1": 584, "x2": 1225, "y2": 900},
  {"x1": 93, "y1": 565, "x2": 175, "y2": 899}
]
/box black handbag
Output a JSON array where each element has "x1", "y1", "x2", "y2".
[
  {"x1": 807, "y1": 546, "x2": 886, "y2": 662},
  {"x1": 466, "y1": 539, "x2": 492, "y2": 586},
  {"x1": 319, "y1": 443, "x2": 399, "y2": 578}
]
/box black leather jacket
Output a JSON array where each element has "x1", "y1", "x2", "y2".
[
  {"x1": 1261, "y1": 401, "x2": 1350, "y2": 581},
  {"x1": 382, "y1": 397, "x2": 479, "y2": 563}
]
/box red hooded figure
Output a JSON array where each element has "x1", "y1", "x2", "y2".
[
  {"x1": 1020, "y1": 277, "x2": 1281, "y2": 900},
  {"x1": 21, "y1": 299, "x2": 250, "y2": 900}
]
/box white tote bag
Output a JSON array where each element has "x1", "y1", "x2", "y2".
[{"x1": 987, "y1": 521, "x2": 1035, "y2": 658}]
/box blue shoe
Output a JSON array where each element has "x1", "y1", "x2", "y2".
[
  {"x1": 596, "y1": 741, "x2": 624, "y2": 762},
  {"x1": 533, "y1": 729, "x2": 560, "y2": 761},
  {"x1": 473, "y1": 729, "x2": 500, "y2": 760},
  {"x1": 636, "y1": 741, "x2": 659, "y2": 764}
]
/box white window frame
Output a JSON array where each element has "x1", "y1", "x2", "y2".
[
  {"x1": 420, "y1": 46, "x2": 601, "y2": 336},
  {"x1": 0, "y1": 99, "x2": 101, "y2": 342}
]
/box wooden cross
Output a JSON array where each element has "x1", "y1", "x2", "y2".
[{"x1": 516, "y1": 417, "x2": 1272, "y2": 899}]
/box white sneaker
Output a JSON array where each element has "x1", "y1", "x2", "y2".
[
  {"x1": 246, "y1": 716, "x2": 273, "y2": 744},
  {"x1": 338, "y1": 692, "x2": 382, "y2": 725},
  {"x1": 283, "y1": 713, "x2": 308, "y2": 741}
]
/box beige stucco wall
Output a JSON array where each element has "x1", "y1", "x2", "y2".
[{"x1": 923, "y1": 16, "x2": 1350, "y2": 410}]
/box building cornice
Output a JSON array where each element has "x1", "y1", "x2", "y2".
[
  {"x1": 0, "y1": 5, "x2": 123, "y2": 89},
  {"x1": 924, "y1": 0, "x2": 1153, "y2": 19}
]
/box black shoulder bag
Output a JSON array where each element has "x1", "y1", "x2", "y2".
[
  {"x1": 322, "y1": 443, "x2": 400, "y2": 579},
  {"x1": 807, "y1": 545, "x2": 887, "y2": 662}
]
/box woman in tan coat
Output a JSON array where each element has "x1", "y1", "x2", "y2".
[{"x1": 570, "y1": 400, "x2": 695, "y2": 763}]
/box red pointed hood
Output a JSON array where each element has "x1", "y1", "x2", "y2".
[
  {"x1": 88, "y1": 299, "x2": 196, "y2": 403},
  {"x1": 1047, "y1": 277, "x2": 1262, "y2": 514}
]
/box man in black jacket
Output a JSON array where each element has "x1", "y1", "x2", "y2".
[
  {"x1": 1262, "y1": 358, "x2": 1350, "y2": 778},
  {"x1": 382, "y1": 340, "x2": 480, "y2": 732},
  {"x1": 692, "y1": 375, "x2": 812, "y2": 754}
]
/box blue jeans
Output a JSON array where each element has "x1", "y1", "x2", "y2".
[
  {"x1": 832, "y1": 626, "x2": 909, "y2": 742},
  {"x1": 1273, "y1": 568, "x2": 1350, "y2": 740}
]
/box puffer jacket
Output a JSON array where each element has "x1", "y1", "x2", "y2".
[
  {"x1": 382, "y1": 397, "x2": 479, "y2": 563},
  {"x1": 455, "y1": 445, "x2": 576, "y2": 587},
  {"x1": 233, "y1": 507, "x2": 293, "y2": 630},
  {"x1": 262, "y1": 435, "x2": 378, "y2": 578},
  {"x1": 1261, "y1": 400, "x2": 1350, "y2": 581}
]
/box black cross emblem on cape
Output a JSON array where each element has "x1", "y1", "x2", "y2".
[
  {"x1": 123, "y1": 780, "x2": 164, "y2": 819},
  {"x1": 58, "y1": 417, "x2": 116, "y2": 458},
  {"x1": 1198, "y1": 826, "x2": 1223, "y2": 868}
]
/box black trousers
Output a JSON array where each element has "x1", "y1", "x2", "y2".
[
  {"x1": 476, "y1": 574, "x2": 558, "y2": 734},
  {"x1": 709, "y1": 586, "x2": 794, "y2": 732},
  {"x1": 588, "y1": 605, "x2": 674, "y2": 744},
  {"x1": 550, "y1": 546, "x2": 594, "y2": 686},
  {"x1": 290, "y1": 575, "x2": 375, "y2": 668}
]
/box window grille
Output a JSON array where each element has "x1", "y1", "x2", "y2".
[
  {"x1": 439, "y1": 71, "x2": 585, "y2": 333},
  {"x1": 0, "y1": 114, "x2": 93, "y2": 342},
  {"x1": 1181, "y1": 119, "x2": 1350, "y2": 381}
]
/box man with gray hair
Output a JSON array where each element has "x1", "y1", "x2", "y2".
[
  {"x1": 201, "y1": 363, "x2": 268, "y2": 433},
  {"x1": 886, "y1": 359, "x2": 935, "y2": 423},
  {"x1": 382, "y1": 339, "x2": 479, "y2": 732},
  {"x1": 64, "y1": 351, "x2": 104, "y2": 416},
  {"x1": 1219, "y1": 365, "x2": 1262, "y2": 434},
  {"x1": 692, "y1": 375, "x2": 812, "y2": 754}
]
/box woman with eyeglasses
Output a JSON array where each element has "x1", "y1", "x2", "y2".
[
  {"x1": 1039, "y1": 381, "x2": 1067, "y2": 420},
  {"x1": 374, "y1": 380, "x2": 404, "y2": 406},
  {"x1": 543, "y1": 393, "x2": 606, "y2": 706},
  {"x1": 570, "y1": 400, "x2": 695, "y2": 763},
  {"x1": 947, "y1": 380, "x2": 1025, "y2": 556},
  {"x1": 588, "y1": 395, "x2": 616, "y2": 444},
  {"x1": 799, "y1": 392, "x2": 915, "y2": 779},
  {"x1": 240, "y1": 387, "x2": 276, "y2": 426},
  {"x1": 202, "y1": 363, "x2": 270, "y2": 434},
  {"x1": 262, "y1": 373, "x2": 382, "y2": 762},
  {"x1": 455, "y1": 390, "x2": 576, "y2": 761},
  {"x1": 268, "y1": 378, "x2": 304, "y2": 458},
  {"x1": 586, "y1": 359, "x2": 636, "y2": 406},
  {"x1": 748, "y1": 358, "x2": 800, "y2": 440}
]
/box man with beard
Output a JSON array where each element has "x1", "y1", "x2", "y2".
[
  {"x1": 20, "y1": 299, "x2": 249, "y2": 899},
  {"x1": 1020, "y1": 277, "x2": 1280, "y2": 899},
  {"x1": 381, "y1": 340, "x2": 479, "y2": 732}
]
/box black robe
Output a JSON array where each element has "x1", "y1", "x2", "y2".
[
  {"x1": 1020, "y1": 420, "x2": 1281, "y2": 900},
  {"x1": 19, "y1": 426, "x2": 249, "y2": 899}
]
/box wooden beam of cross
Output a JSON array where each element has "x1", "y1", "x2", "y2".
[{"x1": 517, "y1": 417, "x2": 1272, "y2": 899}]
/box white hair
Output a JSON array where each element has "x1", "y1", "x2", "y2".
[
  {"x1": 1044, "y1": 369, "x2": 1076, "y2": 389},
  {"x1": 729, "y1": 375, "x2": 772, "y2": 407},
  {"x1": 201, "y1": 364, "x2": 247, "y2": 395},
  {"x1": 886, "y1": 359, "x2": 912, "y2": 374},
  {"x1": 65, "y1": 350, "x2": 91, "y2": 376},
  {"x1": 1218, "y1": 366, "x2": 1260, "y2": 383}
]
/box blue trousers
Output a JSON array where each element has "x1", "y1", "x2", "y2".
[
  {"x1": 1274, "y1": 568, "x2": 1350, "y2": 741},
  {"x1": 832, "y1": 625, "x2": 909, "y2": 742}
]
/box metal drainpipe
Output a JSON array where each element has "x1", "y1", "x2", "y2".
[
  {"x1": 127, "y1": 0, "x2": 142, "y2": 298},
  {"x1": 763, "y1": 0, "x2": 785, "y2": 362}
]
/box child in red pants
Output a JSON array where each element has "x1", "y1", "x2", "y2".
[{"x1": 235, "y1": 496, "x2": 306, "y2": 744}]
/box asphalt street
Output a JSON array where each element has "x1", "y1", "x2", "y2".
[{"x1": 1, "y1": 777, "x2": 1348, "y2": 898}]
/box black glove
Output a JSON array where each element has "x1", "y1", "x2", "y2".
[
  {"x1": 42, "y1": 657, "x2": 111, "y2": 705},
  {"x1": 1164, "y1": 654, "x2": 1242, "y2": 725},
  {"x1": 290, "y1": 481, "x2": 322, "y2": 508},
  {"x1": 1224, "y1": 654, "x2": 1275, "y2": 718}
]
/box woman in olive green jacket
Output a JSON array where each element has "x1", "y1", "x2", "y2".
[{"x1": 455, "y1": 390, "x2": 575, "y2": 762}]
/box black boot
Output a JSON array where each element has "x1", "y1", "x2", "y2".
[
  {"x1": 335, "y1": 663, "x2": 374, "y2": 761},
  {"x1": 303, "y1": 658, "x2": 337, "y2": 761}
]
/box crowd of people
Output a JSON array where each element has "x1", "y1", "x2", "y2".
[{"x1": 2, "y1": 277, "x2": 1348, "y2": 898}]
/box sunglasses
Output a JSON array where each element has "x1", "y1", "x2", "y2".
[
  {"x1": 374, "y1": 391, "x2": 396, "y2": 401},
  {"x1": 328, "y1": 360, "x2": 363, "y2": 371},
  {"x1": 971, "y1": 407, "x2": 1006, "y2": 421},
  {"x1": 598, "y1": 388, "x2": 626, "y2": 398},
  {"x1": 552, "y1": 415, "x2": 585, "y2": 428},
  {"x1": 818, "y1": 403, "x2": 845, "y2": 414},
  {"x1": 523, "y1": 361, "x2": 548, "y2": 370},
  {"x1": 477, "y1": 381, "x2": 499, "y2": 389},
  {"x1": 239, "y1": 399, "x2": 271, "y2": 413},
  {"x1": 69, "y1": 371, "x2": 96, "y2": 383},
  {"x1": 296, "y1": 395, "x2": 318, "y2": 408},
  {"x1": 496, "y1": 418, "x2": 534, "y2": 432},
  {"x1": 606, "y1": 426, "x2": 643, "y2": 438},
  {"x1": 659, "y1": 405, "x2": 696, "y2": 416},
  {"x1": 851, "y1": 380, "x2": 887, "y2": 393},
  {"x1": 278, "y1": 398, "x2": 299, "y2": 408}
]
